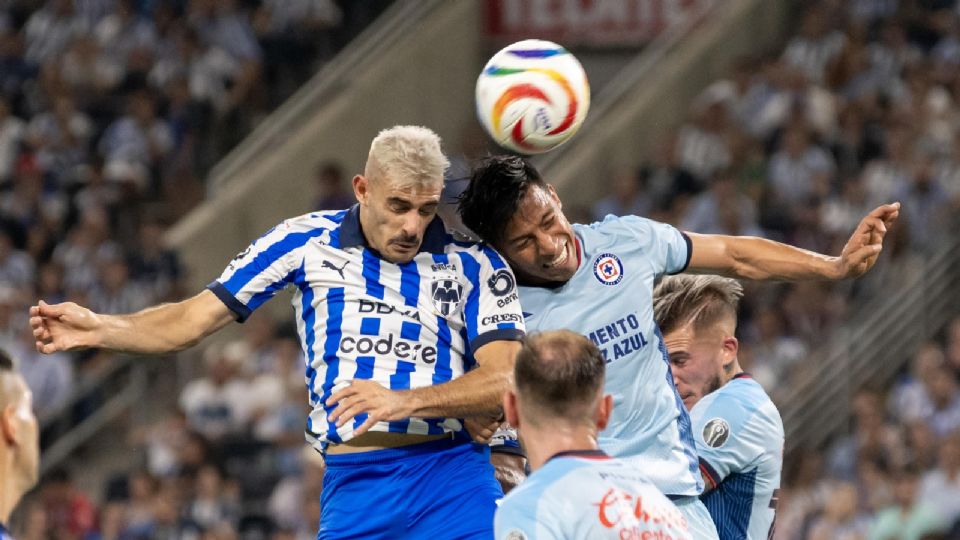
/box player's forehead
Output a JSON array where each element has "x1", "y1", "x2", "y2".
[
  {"x1": 376, "y1": 174, "x2": 442, "y2": 204},
  {"x1": 505, "y1": 186, "x2": 554, "y2": 232}
]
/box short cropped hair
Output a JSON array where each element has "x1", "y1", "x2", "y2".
[
  {"x1": 365, "y1": 126, "x2": 449, "y2": 187},
  {"x1": 653, "y1": 275, "x2": 743, "y2": 335},
  {"x1": 514, "y1": 330, "x2": 606, "y2": 420},
  {"x1": 458, "y1": 155, "x2": 546, "y2": 245}
]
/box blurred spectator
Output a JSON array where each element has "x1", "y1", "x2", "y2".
[
  {"x1": 253, "y1": 0, "x2": 341, "y2": 101},
  {"x1": 87, "y1": 255, "x2": 153, "y2": 314},
  {"x1": 268, "y1": 447, "x2": 324, "y2": 539},
  {"x1": 127, "y1": 218, "x2": 184, "y2": 302},
  {"x1": 807, "y1": 481, "x2": 871, "y2": 540},
  {"x1": 98, "y1": 90, "x2": 172, "y2": 192},
  {"x1": 179, "y1": 341, "x2": 250, "y2": 441},
  {"x1": 42, "y1": 468, "x2": 97, "y2": 540},
  {"x1": 591, "y1": 167, "x2": 649, "y2": 220},
  {"x1": 827, "y1": 389, "x2": 906, "y2": 481},
  {"x1": 0, "y1": 228, "x2": 35, "y2": 290},
  {"x1": 746, "y1": 308, "x2": 808, "y2": 394},
  {"x1": 185, "y1": 464, "x2": 240, "y2": 532},
  {"x1": 680, "y1": 168, "x2": 762, "y2": 235},
  {"x1": 782, "y1": 6, "x2": 847, "y2": 85},
  {"x1": 0, "y1": 96, "x2": 24, "y2": 182},
  {"x1": 26, "y1": 92, "x2": 93, "y2": 184},
  {"x1": 889, "y1": 343, "x2": 948, "y2": 423},
  {"x1": 675, "y1": 96, "x2": 734, "y2": 185},
  {"x1": 946, "y1": 317, "x2": 960, "y2": 377},
  {"x1": 869, "y1": 466, "x2": 947, "y2": 540},
  {"x1": 767, "y1": 121, "x2": 834, "y2": 210},
  {"x1": 917, "y1": 432, "x2": 960, "y2": 528},
  {"x1": 312, "y1": 161, "x2": 353, "y2": 211},
  {"x1": 23, "y1": 0, "x2": 86, "y2": 68}
]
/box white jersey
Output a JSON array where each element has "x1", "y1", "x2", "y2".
[
  {"x1": 691, "y1": 374, "x2": 784, "y2": 540},
  {"x1": 518, "y1": 215, "x2": 701, "y2": 496},
  {"x1": 495, "y1": 450, "x2": 692, "y2": 540},
  {"x1": 209, "y1": 206, "x2": 525, "y2": 452}
]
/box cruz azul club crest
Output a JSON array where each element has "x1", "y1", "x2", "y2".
[
  {"x1": 431, "y1": 275, "x2": 464, "y2": 317},
  {"x1": 593, "y1": 253, "x2": 624, "y2": 286}
]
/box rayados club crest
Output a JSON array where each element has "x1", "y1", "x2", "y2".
[{"x1": 431, "y1": 275, "x2": 465, "y2": 317}]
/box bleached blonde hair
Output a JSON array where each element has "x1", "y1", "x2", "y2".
[{"x1": 365, "y1": 125, "x2": 450, "y2": 187}]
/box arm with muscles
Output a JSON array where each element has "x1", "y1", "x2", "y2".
[
  {"x1": 326, "y1": 339, "x2": 521, "y2": 435},
  {"x1": 30, "y1": 290, "x2": 235, "y2": 355},
  {"x1": 686, "y1": 203, "x2": 900, "y2": 280}
]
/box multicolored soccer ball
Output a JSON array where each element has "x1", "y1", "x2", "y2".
[{"x1": 475, "y1": 39, "x2": 590, "y2": 155}]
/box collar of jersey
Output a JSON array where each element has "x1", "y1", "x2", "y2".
[
  {"x1": 338, "y1": 204, "x2": 449, "y2": 254},
  {"x1": 548, "y1": 448, "x2": 610, "y2": 462}
]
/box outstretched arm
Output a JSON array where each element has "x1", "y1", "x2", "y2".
[
  {"x1": 687, "y1": 202, "x2": 900, "y2": 280},
  {"x1": 30, "y1": 289, "x2": 236, "y2": 355},
  {"x1": 326, "y1": 339, "x2": 521, "y2": 436}
]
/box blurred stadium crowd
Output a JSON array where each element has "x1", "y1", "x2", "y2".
[
  {"x1": 605, "y1": 2, "x2": 960, "y2": 538},
  {"x1": 0, "y1": 0, "x2": 959, "y2": 539}
]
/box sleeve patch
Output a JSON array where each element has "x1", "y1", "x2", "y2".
[{"x1": 702, "y1": 417, "x2": 731, "y2": 448}]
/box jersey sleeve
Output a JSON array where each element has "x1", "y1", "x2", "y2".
[
  {"x1": 616, "y1": 215, "x2": 692, "y2": 276},
  {"x1": 207, "y1": 218, "x2": 322, "y2": 322},
  {"x1": 458, "y1": 245, "x2": 526, "y2": 352},
  {"x1": 690, "y1": 396, "x2": 767, "y2": 489}
]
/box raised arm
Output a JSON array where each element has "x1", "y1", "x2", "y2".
[
  {"x1": 686, "y1": 203, "x2": 900, "y2": 281},
  {"x1": 326, "y1": 339, "x2": 521, "y2": 435},
  {"x1": 30, "y1": 290, "x2": 235, "y2": 355}
]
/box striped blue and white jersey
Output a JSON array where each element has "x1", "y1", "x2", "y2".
[
  {"x1": 495, "y1": 450, "x2": 692, "y2": 540},
  {"x1": 518, "y1": 215, "x2": 701, "y2": 496},
  {"x1": 691, "y1": 374, "x2": 784, "y2": 540},
  {"x1": 0, "y1": 522, "x2": 13, "y2": 540},
  {"x1": 208, "y1": 206, "x2": 525, "y2": 452}
]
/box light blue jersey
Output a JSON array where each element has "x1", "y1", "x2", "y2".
[
  {"x1": 495, "y1": 450, "x2": 692, "y2": 540},
  {"x1": 209, "y1": 205, "x2": 525, "y2": 452},
  {"x1": 518, "y1": 215, "x2": 701, "y2": 496},
  {"x1": 691, "y1": 374, "x2": 784, "y2": 540}
]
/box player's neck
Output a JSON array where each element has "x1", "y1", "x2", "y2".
[
  {"x1": 721, "y1": 359, "x2": 744, "y2": 386},
  {"x1": 525, "y1": 426, "x2": 600, "y2": 472}
]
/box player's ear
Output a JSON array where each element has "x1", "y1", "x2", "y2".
[
  {"x1": 722, "y1": 336, "x2": 738, "y2": 369},
  {"x1": 353, "y1": 174, "x2": 368, "y2": 204},
  {"x1": 504, "y1": 390, "x2": 520, "y2": 428},
  {"x1": 0, "y1": 403, "x2": 18, "y2": 445},
  {"x1": 596, "y1": 394, "x2": 613, "y2": 431}
]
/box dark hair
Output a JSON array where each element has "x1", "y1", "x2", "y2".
[
  {"x1": 458, "y1": 155, "x2": 545, "y2": 245},
  {"x1": 514, "y1": 330, "x2": 606, "y2": 420},
  {"x1": 0, "y1": 348, "x2": 13, "y2": 372}
]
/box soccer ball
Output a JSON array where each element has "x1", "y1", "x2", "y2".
[{"x1": 475, "y1": 39, "x2": 590, "y2": 155}]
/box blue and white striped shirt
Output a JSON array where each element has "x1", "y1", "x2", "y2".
[{"x1": 208, "y1": 206, "x2": 525, "y2": 451}]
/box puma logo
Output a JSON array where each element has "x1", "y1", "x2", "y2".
[{"x1": 322, "y1": 260, "x2": 349, "y2": 279}]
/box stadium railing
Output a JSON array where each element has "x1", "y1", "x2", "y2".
[
  {"x1": 780, "y1": 231, "x2": 960, "y2": 455},
  {"x1": 38, "y1": 357, "x2": 150, "y2": 476}
]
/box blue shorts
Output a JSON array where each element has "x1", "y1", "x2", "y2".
[{"x1": 319, "y1": 434, "x2": 503, "y2": 539}]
